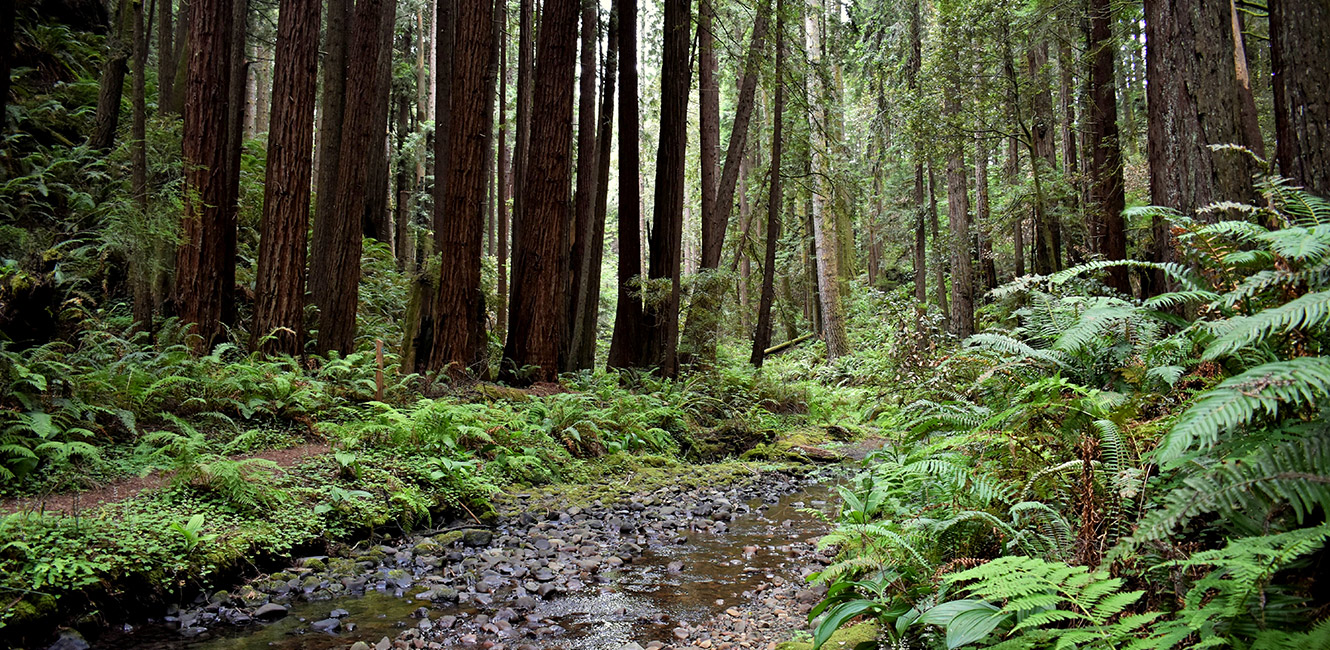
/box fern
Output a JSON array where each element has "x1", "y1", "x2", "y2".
[
  {"x1": 1156, "y1": 357, "x2": 1330, "y2": 461},
  {"x1": 1128, "y1": 431, "x2": 1330, "y2": 548},
  {"x1": 1202, "y1": 289, "x2": 1330, "y2": 360},
  {"x1": 925, "y1": 556, "x2": 1160, "y2": 649}
]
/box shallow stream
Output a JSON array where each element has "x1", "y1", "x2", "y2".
[{"x1": 106, "y1": 477, "x2": 838, "y2": 650}]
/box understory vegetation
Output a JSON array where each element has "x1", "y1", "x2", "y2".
[{"x1": 802, "y1": 181, "x2": 1330, "y2": 649}]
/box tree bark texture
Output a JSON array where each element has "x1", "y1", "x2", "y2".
[
  {"x1": 805, "y1": 1, "x2": 848, "y2": 360},
  {"x1": 496, "y1": 5, "x2": 510, "y2": 338},
  {"x1": 509, "y1": 0, "x2": 534, "y2": 260},
  {"x1": 220, "y1": 0, "x2": 248, "y2": 327},
  {"x1": 1144, "y1": 0, "x2": 1255, "y2": 294},
  {"x1": 130, "y1": 0, "x2": 151, "y2": 331},
  {"x1": 310, "y1": 0, "x2": 349, "y2": 310},
  {"x1": 431, "y1": 0, "x2": 495, "y2": 376},
  {"x1": 750, "y1": 0, "x2": 784, "y2": 369},
  {"x1": 639, "y1": 0, "x2": 692, "y2": 376},
  {"x1": 564, "y1": 0, "x2": 601, "y2": 372},
  {"x1": 253, "y1": 0, "x2": 320, "y2": 356},
  {"x1": 570, "y1": 5, "x2": 619, "y2": 371},
  {"x1": 432, "y1": 0, "x2": 456, "y2": 250},
  {"x1": 174, "y1": 0, "x2": 234, "y2": 352},
  {"x1": 1089, "y1": 0, "x2": 1128, "y2": 293},
  {"x1": 946, "y1": 95, "x2": 973, "y2": 339},
  {"x1": 606, "y1": 0, "x2": 649, "y2": 370},
  {"x1": 156, "y1": 0, "x2": 175, "y2": 116},
  {"x1": 92, "y1": 0, "x2": 133, "y2": 150},
  {"x1": 502, "y1": 0, "x2": 579, "y2": 384},
  {"x1": 1270, "y1": 0, "x2": 1330, "y2": 197},
  {"x1": 316, "y1": 0, "x2": 398, "y2": 354},
  {"x1": 362, "y1": 9, "x2": 397, "y2": 245}
]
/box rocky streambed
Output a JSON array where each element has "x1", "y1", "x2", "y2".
[{"x1": 98, "y1": 466, "x2": 842, "y2": 650}]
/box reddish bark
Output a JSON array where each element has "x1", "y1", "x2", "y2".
[
  {"x1": 502, "y1": 0, "x2": 579, "y2": 384},
  {"x1": 174, "y1": 0, "x2": 235, "y2": 351},
  {"x1": 431, "y1": 0, "x2": 495, "y2": 376},
  {"x1": 253, "y1": 0, "x2": 320, "y2": 355}
]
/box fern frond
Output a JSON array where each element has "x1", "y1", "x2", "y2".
[
  {"x1": 1129, "y1": 434, "x2": 1330, "y2": 547},
  {"x1": 1157, "y1": 358, "x2": 1330, "y2": 460},
  {"x1": 1202, "y1": 290, "x2": 1330, "y2": 360}
]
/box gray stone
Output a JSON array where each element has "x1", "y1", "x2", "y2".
[
  {"x1": 253, "y1": 603, "x2": 288, "y2": 620},
  {"x1": 310, "y1": 617, "x2": 340, "y2": 633},
  {"x1": 46, "y1": 630, "x2": 90, "y2": 650}
]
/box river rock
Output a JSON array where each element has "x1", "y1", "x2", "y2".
[{"x1": 47, "y1": 630, "x2": 90, "y2": 650}]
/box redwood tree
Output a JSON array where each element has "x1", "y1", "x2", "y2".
[
  {"x1": 316, "y1": 0, "x2": 398, "y2": 354},
  {"x1": 1144, "y1": 0, "x2": 1254, "y2": 293},
  {"x1": 569, "y1": 6, "x2": 619, "y2": 371},
  {"x1": 1088, "y1": 0, "x2": 1128, "y2": 293},
  {"x1": 750, "y1": 0, "x2": 785, "y2": 369},
  {"x1": 174, "y1": 0, "x2": 235, "y2": 351},
  {"x1": 253, "y1": 0, "x2": 320, "y2": 355},
  {"x1": 640, "y1": 0, "x2": 691, "y2": 376},
  {"x1": 309, "y1": 0, "x2": 349, "y2": 309},
  {"x1": 564, "y1": 0, "x2": 602, "y2": 372},
  {"x1": 502, "y1": 0, "x2": 579, "y2": 384},
  {"x1": 1270, "y1": 0, "x2": 1330, "y2": 197},
  {"x1": 431, "y1": 0, "x2": 496, "y2": 376},
  {"x1": 606, "y1": 0, "x2": 648, "y2": 370}
]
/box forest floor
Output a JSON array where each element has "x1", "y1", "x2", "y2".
[{"x1": 0, "y1": 443, "x2": 331, "y2": 516}]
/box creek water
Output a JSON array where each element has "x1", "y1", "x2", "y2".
[{"x1": 108, "y1": 481, "x2": 838, "y2": 650}]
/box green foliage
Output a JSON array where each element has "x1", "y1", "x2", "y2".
[{"x1": 924, "y1": 556, "x2": 1160, "y2": 649}]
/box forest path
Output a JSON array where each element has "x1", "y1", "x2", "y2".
[{"x1": 0, "y1": 442, "x2": 330, "y2": 516}]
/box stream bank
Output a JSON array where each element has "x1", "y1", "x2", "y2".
[{"x1": 93, "y1": 464, "x2": 847, "y2": 650}]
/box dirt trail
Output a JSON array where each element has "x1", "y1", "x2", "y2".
[{"x1": 0, "y1": 442, "x2": 330, "y2": 516}]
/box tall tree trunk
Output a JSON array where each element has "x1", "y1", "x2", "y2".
[
  {"x1": 751, "y1": 0, "x2": 784, "y2": 369},
  {"x1": 174, "y1": 0, "x2": 235, "y2": 352},
  {"x1": 130, "y1": 0, "x2": 151, "y2": 332},
  {"x1": 975, "y1": 135, "x2": 997, "y2": 292},
  {"x1": 1008, "y1": 134, "x2": 1024, "y2": 278},
  {"x1": 1028, "y1": 41, "x2": 1061, "y2": 274},
  {"x1": 502, "y1": 0, "x2": 578, "y2": 384},
  {"x1": 221, "y1": 0, "x2": 248, "y2": 327},
  {"x1": 432, "y1": 0, "x2": 456, "y2": 249},
  {"x1": 1270, "y1": 0, "x2": 1330, "y2": 197},
  {"x1": 394, "y1": 90, "x2": 412, "y2": 265},
  {"x1": 1144, "y1": 0, "x2": 1255, "y2": 293},
  {"x1": 928, "y1": 161, "x2": 948, "y2": 326},
  {"x1": 805, "y1": 0, "x2": 848, "y2": 360},
  {"x1": 431, "y1": 0, "x2": 496, "y2": 376},
  {"x1": 946, "y1": 96, "x2": 974, "y2": 339},
  {"x1": 496, "y1": 4, "x2": 510, "y2": 338},
  {"x1": 697, "y1": 0, "x2": 719, "y2": 267},
  {"x1": 1229, "y1": 0, "x2": 1263, "y2": 159},
  {"x1": 564, "y1": 0, "x2": 601, "y2": 372},
  {"x1": 481, "y1": 4, "x2": 501, "y2": 260},
  {"x1": 1089, "y1": 0, "x2": 1128, "y2": 293},
  {"x1": 362, "y1": 10, "x2": 396, "y2": 245},
  {"x1": 909, "y1": 0, "x2": 926, "y2": 305},
  {"x1": 572, "y1": 5, "x2": 619, "y2": 371},
  {"x1": 156, "y1": 0, "x2": 175, "y2": 116},
  {"x1": 606, "y1": 0, "x2": 648, "y2": 370},
  {"x1": 253, "y1": 0, "x2": 319, "y2": 355},
  {"x1": 638, "y1": 0, "x2": 691, "y2": 377},
  {"x1": 310, "y1": 0, "x2": 349, "y2": 311},
  {"x1": 316, "y1": 0, "x2": 398, "y2": 355},
  {"x1": 92, "y1": 0, "x2": 133, "y2": 150},
  {"x1": 0, "y1": 0, "x2": 10, "y2": 132},
  {"x1": 510, "y1": 0, "x2": 534, "y2": 259},
  {"x1": 682, "y1": 6, "x2": 769, "y2": 366}
]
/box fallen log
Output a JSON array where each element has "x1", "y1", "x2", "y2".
[{"x1": 764, "y1": 332, "x2": 816, "y2": 356}]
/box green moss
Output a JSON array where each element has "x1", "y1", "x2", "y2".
[
  {"x1": 433, "y1": 530, "x2": 465, "y2": 546},
  {"x1": 775, "y1": 622, "x2": 879, "y2": 650}
]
